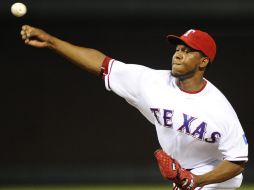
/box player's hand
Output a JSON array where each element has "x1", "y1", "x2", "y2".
[
  {"x1": 20, "y1": 25, "x2": 52, "y2": 48},
  {"x1": 154, "y1": 149, "x2": 198, "y2": 190}
]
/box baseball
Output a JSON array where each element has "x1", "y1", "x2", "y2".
[{"x1": 11, "y1": 3, "x2": 27, "y2": 17}]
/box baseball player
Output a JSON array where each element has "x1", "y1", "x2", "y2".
[{"x1": 20, "y1": 25, "x2": 248, "y2": 190}]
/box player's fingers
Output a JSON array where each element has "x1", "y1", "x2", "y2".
[
  {"x1": 21, "y1": 25, "x2": 33, "y2": 33},
  {"x1": 22, "y1": 25, "x2": 38, "y2": 32},
  {"x1": 25, "y1": 27, "x2": 34, "y2": 38},
  {"x1": 20, "y1": 30, "x2": 27, "y2": 40},
  {"x1": 21, "y1": 25, "x2": 39, "y2": 38},
  {"x1": 21, "y1": 26, "x2": 28, "y2": 39},
  {"x1": 25, "y1": 39, "x2": 48, "y2": 48},
  {"x1": 21, "y1": 25, "x2": 31, "y2": 39},
  {"x1": 21, "y1": 25, "x2": 49, "y2": 48},
  {"x1": 24, "y1": 38, "x2": 30, "y2": 44},
  {"x1": 22, "y1": 25, "x2": 30, "y2": 30}
]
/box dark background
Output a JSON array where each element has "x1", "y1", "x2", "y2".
[{"x1": 1, "y1": 0, "x2": 253, "y2": 185}]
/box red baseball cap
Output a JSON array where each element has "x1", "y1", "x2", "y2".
[{"x1": 167, "y1": 29, "x2": 217, "y2": 63}]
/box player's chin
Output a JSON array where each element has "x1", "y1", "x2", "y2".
[
  {"x1": 171, "y1": 69, "x2": 185, "y2": 78},
  {"x1": 171, "y1": 68, "x2": 197, "y2": 81},
  {"x1": 171, "y1": 64, "x2": 184, "y2": 74}
]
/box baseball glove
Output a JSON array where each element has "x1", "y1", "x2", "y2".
[{"x1": 154, "y1": 149, "x2": 198, "y2": 190}]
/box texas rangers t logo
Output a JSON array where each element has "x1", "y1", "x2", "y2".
[{"x1": 184, "y1": 29, "x2": 196, "y2": 37}]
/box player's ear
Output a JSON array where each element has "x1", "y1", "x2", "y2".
[{"x1": 199, "y1": 56, "x2": 209, "y2": 70}]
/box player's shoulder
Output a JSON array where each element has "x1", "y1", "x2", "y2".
[
  {"x1": 140, "y1": 67, "x2": 172, "y2": 85},
  {"x1": 206, "y1": 80, "x2": 229, "y2": 101},
  {"x1": 206, "y1": 80, "x2": 238, "y2": 117},
  {"x1": 111, "y1": 59, "x2": 153, "y2": 72},
  {"x1": 112, "y1": 59, "x2": 170, "y2": 79}
]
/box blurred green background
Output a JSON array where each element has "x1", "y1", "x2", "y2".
[{"x1": 0, "y1": 185, "x2": 253, "y2": 190}]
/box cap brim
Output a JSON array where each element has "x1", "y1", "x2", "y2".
[
  {"x1": 166, "y1": 34, "x2": 200, "y2": 52},
  {"x1": 166, "y1": 35, "x2": 185, "y2": 45}
]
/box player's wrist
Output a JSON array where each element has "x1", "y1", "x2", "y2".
[
  {"x1": 46, "y1": 35, "x2": 57, "y2": 48},
  {"x1": 194, "y1": 174, "x2": 207, "y2": 187}
]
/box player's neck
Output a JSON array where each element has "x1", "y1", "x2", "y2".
[{"x1": 176, "y1": 77, "x2": 206, "y2": 93}]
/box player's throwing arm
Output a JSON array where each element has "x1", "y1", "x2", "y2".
[{"x1": 20, "y1": 25, "x2": 106, "y2": 75}]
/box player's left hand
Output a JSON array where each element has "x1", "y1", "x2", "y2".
[{"x1": 154, "y1": 149, "x2": 198, "y2": 190}]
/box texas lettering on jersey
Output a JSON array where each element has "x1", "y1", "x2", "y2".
[{"x1": 150, "y1": 108, "x2": 221, "y2": 143}]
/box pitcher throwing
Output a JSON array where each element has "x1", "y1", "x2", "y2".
[{"x1": 20, "y1": 25, "x2": 248, "y2": 190}]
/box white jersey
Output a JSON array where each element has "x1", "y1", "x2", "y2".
[{"x1": 103, "y1": 58, "x2": 248, "y2": 189}]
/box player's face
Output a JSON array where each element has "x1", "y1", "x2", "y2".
[{"x1": 171, "y1": 44, "x2": 204, "y2": 79}]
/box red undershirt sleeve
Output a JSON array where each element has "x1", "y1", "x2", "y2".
[{"x1": 100, "y1": 56, "x2": 112, "y2": 80}]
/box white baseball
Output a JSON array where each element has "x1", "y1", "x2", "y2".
[{"x1": 11, "y1": 3, "x2": 27, "y2": 17}]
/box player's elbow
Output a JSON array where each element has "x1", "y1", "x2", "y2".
[{"x1": 230, "y1": 161, "x2": 246, "y2": 175}]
